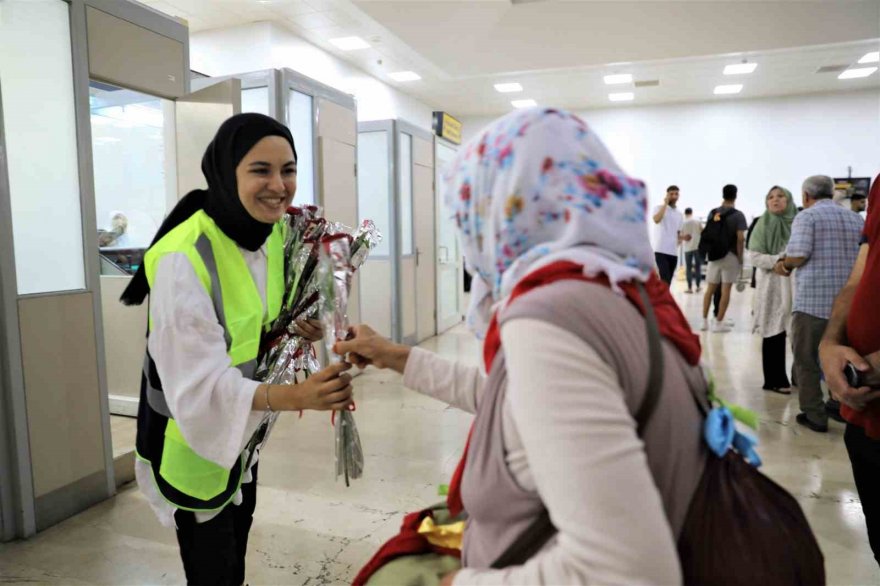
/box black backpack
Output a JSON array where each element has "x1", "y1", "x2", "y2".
[{"x1": 699, "y1": 207, "x2": 735, "y2": 261}]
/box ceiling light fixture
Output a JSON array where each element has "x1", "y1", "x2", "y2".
[
  {"x1": 858, "y1": 51, "x2": 879, "y2": 64},
  {"x1": 714, "y1": 84, "x2": 743, "y2": 95},
  {"x1": 608, "y1": 92, "x2": 634, "y2": 102},
  {"x1": 328, "y1": 36, "x2": 370, "y2": 51},
  {"x1": 723, "y1": 62, "x2": 757, "y2": 75},
  {"x1": 838, "y1": 67, "x2": 878, "y2": 79},
  {"x1": 389, "y1": 71, "x2": 421, "y2": 82},
  {"x1": 494, "y1": 82, "x2": 523, "y2": 93},
  {"x1": 511, "y1": 99, "x2": 537, "y2": 108},
  {"x1": 604, "y1": 73, "x2": 633, "y2": 85}
]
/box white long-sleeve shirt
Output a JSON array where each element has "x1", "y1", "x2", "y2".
[
  {"x1": 136, "y1": 246, "x2": 269, "y2": 527},
  {"x1": 404, "y1": 321, "x2": 681, "y2": 585}
]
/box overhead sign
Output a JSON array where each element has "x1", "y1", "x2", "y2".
[{"x1": 433, "y1": 111, "x2": 462, "y2": 145}]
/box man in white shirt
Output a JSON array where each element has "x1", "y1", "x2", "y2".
[
  {"x1": 652, "y1": 185, "x2": 684, "y2": 285},
  {"x1": 680, "y1": 207, "x2": 703, "y2": 293}
]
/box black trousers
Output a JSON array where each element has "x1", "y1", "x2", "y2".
[
  {"x1": 684, "y1": 250, "x2": 702, "y2": 290},
  {"x1": 845, "y1": 424, "x2": 880, "y2": 567},
  {"x1": 175, "y1": 466, "x2": 258, "y2": 585},
  {"x1": 655, "y1": 252, "x2": 678, "y2": 285},
  {"x1": 761, "y1": 332, "x2": 791, "y2": 389}
]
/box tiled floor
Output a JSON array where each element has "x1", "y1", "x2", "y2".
[{"x1": 0, "y1": 279, "x2": 878, "y2": 584}]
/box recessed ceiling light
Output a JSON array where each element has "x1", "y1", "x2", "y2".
[
  {"x1": 389, "y1": 71, "x2": 421, "y2": 82},
  {"x1": 494, "y1": 82, "x2": 523, "y2": 93},
  {"x1": 608, "y1": 92, "x2": 634, "y2": 102},
  {"x1": 723, "y1": 62, "x2": 757, "y2": 75},
  {"x1": 838, "y1": 67, "x2": 878, "y2": 79},
  {"x1": 329, "y1": 36, "x2": 370, "y2": 51},
  {"x1": 604, "y1": 73, "x2": 633, "y2": 85},
  {"x1": 511, "y1": 99, "x2": 537, "y2": 108},
  {"x1": 714, "y1": 84, "x2": 743, "y2": 95},
  {"x1": 858, "y1": 51, "x2": 880, "y2": 64}
]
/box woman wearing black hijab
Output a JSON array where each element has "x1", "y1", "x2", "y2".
[{"x1": 124, "y1": 114, "x2": 353, "y2": 585}]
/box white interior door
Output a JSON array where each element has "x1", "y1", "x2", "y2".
[
  {"x1": 413, "y1": 135, "x2": 436, "y2": 343},
  {"x1": 316, "y1": 99, "x2": 359, "y2": 326},
  {"x1": 175, "y1": 78, "x2": 242, "y2": 197},
  {"x1": 97, "y1": 78, "x2": 241, "y2": 416},
  {"x1": 435, "y1": 141, "x2": 463, "y2": 332},
  {"x1": 398, "y1": 132, "x2": 417, "y2": 344},
  {"x1": 357, "y1": 129, "x2": 393, "y2": 339}
]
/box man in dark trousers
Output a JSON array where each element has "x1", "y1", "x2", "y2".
[{"x1": 652, "y1": 185, "x2": 684, "y2": 285}]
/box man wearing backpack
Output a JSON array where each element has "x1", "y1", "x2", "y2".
[{"x1": 700, "y1": 184, "x2": 748, "y2": 332}]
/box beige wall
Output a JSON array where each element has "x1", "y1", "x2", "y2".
[
  {"x1": 19, "y1": 293, "x2": 106, "y2": 498},
  {"x1": 316, "y1": 98, "x2": 360, "y2": 325},
  {"x1": 100, "y1": 277, "x2": 147, "y2": 399}
]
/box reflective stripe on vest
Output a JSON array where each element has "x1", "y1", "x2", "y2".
[{"x1": 137, "y1": 210, "x2": 283, "y2": 507}]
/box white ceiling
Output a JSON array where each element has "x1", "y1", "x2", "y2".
[{"x1": 137, "y1": 0, "x2": 880, "y2": 116}]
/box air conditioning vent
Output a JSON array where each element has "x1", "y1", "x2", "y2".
[
  {"x1": 634, "y1": 80, "x2": 660, "y2": 87},
  {"x1": 816, "y1": 64, "x2": 849, "y2": 74}
]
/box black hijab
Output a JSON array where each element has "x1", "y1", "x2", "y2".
[{"x1": 120, "y1": 113, "x2": 296, "y2": 305}]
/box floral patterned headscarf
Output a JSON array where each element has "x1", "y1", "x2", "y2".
[{"x1": 443, "y1": 108, "x2": 656, "y2": 337}]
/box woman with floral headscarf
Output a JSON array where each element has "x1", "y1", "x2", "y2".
[
  {"x1": 336, "y1": 108, "x2": 709, "y2": 584},
  {"x1": 747, "y1": 186, "x2": 798, "y2": 394}
]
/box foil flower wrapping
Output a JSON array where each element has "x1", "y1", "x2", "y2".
[
  {"x1": 318, "y1": 234, "x2": 364, "y2": 486},
  {"x1": 254, "y1": 206, "x2": 381, "y2": 484},
  {"x1": 316, "y1": 221, "x2": 383, "y2": 486}
]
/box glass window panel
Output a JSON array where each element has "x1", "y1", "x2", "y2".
[
  {"x1": 0, "y1": 0, "x2": 85, "y2": 294},
  {"x1": 398, "y1": 133, "x2": 414, "y2": 255},
  {"x1": 241, "y1": 87, "x2": 269, "y2": 115},
  {"x1": 288, "y1": 90, "x2": 314, "y2": 207},
  {"x1": 356, "y1": 131, "x2": 390, "y2": 256},
  {"x1": 89, "y1": 85, "x2": 172, "y2": 274}
]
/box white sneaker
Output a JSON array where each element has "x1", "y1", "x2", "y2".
[
  {"x1": 711, "y1": 320, "x2": 731, "y2": 333},
  {"x1": 700, "y1": 319, "x2": 709, "y2": 331},
  {"x1": 724, "y1": 318, "x2": 735, "y2": 327}
]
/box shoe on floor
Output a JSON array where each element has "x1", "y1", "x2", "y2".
[
  {"x1": 763, "y1": 385, "x2": 792, "y2": 395},
  {"x1": 724, "y1": 318, "x2": 735, "y2": 327},
  {"x1": 700, "y1": 319, "x2": 709, "y2": 331},
  {"x1": 711, "y1": 320, "x2": 731, "y2": 333},
  {"x1": 826, "y1": 400, "x2": 846, "y2": 423},
  {"x1": 796, "y1": 413, "x2": 828, "y2": 433}
]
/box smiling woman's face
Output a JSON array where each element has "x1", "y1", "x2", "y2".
[{"x1": 235, "y1": 135, "x2": 297, "y2": 224}]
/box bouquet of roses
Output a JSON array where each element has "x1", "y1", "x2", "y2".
[
  {"x1": 251, "y1": 206, "x2": 381, "y2": 479},
  {"x1": 316, "y1": 231, "x2": 376, "y2": 486}
]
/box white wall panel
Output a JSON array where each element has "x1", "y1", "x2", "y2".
[{"x1": 461, "y1": 90, "x2": 880, "y2": 221}]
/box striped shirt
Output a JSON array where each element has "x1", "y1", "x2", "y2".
[{"x1": 786, "y1": 199, "x2": 864, "y2": 319}]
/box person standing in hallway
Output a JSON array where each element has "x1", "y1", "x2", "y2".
[
  {"x1": 747, "y1": 186, "x2": 798, "y2": 394},
  {"x1": 700, "y1": 184, "x2": 747, "y2": 333},
  {"x1": 851, "y1": 192, "x2": 868, "y2": 216},
  {"x1": 338, "y1": 109, "x2": 707, "y2": 584},
  {"x1": 775, "y1": 175, "x2": 864, "y2": 433},
  {"x1": 681, "y1": 207, "x2": 703, "y2": 293},
  {"x1": 652, "y1": 185, "x2": 684, "y2": 285},
  {"x1": 819, "y1": 173, "x2": 880, "y2": 566},
  {"x1": 120, "y1": 114, "x2": 354, "y2": 586}
]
